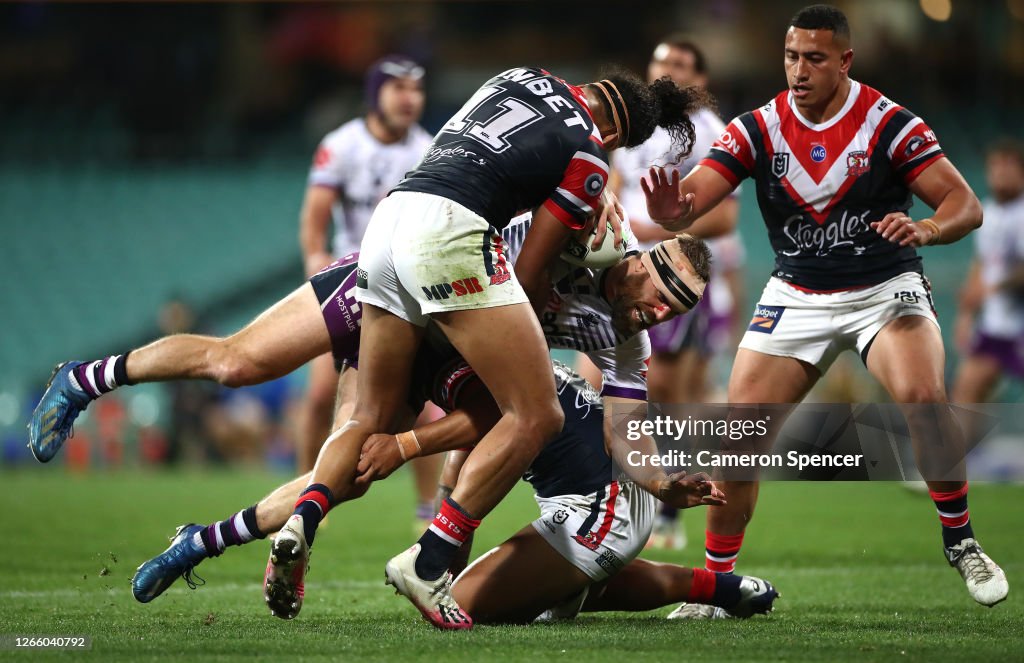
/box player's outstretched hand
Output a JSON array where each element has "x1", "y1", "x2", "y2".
[
  {"x1": 655, "y1": 471, "x2": 726, "y2": 509},
  {"x1": 871, "y1": 213, "x2": 938, "y2": 247},
  {"x1": 642, "y1": 166, "x2": 694, "y2": 231},
  {"x1": 355, "y1": 433, "x2": 405, "y2": 485}
]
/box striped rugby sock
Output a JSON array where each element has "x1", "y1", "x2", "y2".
[
  {"x1": 195, "y1": 505, "x2": 264, "y2": 557},
  {"x1": 688, "y1": 568, "x2": 742, "y2": 609},
  {"x1": 414, "y1": 497, "x2": 480, "y2": 581},
  {"x1": 705, "y1": 530, "x2": 745, "y2": 573},
  {"x1": 70, "y1": 353, "x2": 133, "y2": 399},
  {"x1": 292, "y1": 484, "x2": 333, "y2": 546},
  {"x1": 930, "y1": 483, "x2": 975, "y2": 549}
]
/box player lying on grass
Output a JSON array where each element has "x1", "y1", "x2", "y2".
[{"x1": 133, "y1": 359, "x2": 779, "y2": 625}]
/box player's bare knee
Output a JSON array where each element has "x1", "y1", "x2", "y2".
[
  {"x1": 307, "y1": 382, "x2": 337, "y2": 413},
  {"x1": 208, "y1": 342, "x2": 267, "y2": 387},
  {"x1": 893, "y1": 382, "x2": 947, "y2": 404}
]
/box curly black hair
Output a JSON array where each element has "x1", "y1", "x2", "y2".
[{"x1": 590, "y1": 66, "x2": 713, "y2": 164}]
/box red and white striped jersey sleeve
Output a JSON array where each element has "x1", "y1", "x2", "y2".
[
  {"x1": 542, "y1": 138, "x2": 611, "y2": 230},
  {"x1": 698, "y1": 114, "x2": 757, "y2": 187},
  {"x1": 886, "y1": 112, "x2": 944, "y2": 184}
]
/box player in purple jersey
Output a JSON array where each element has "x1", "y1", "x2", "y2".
[
  {"x1": 952, "y1": 139, "x2": 1024, "y2": 403},
  {"x1": 287, "y1": 66, "x2": 710, "y2": 629},
  {"x1": 643, "y1": 5, "x2": 1007, "y2": 614}
]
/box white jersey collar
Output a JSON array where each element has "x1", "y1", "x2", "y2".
[{"x1": 787, "y1": 79, "x2": 861, "y2": 131}]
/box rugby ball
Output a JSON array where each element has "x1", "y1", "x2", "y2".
[{"x1": 560, "y1": 221, "x2": 627, "y2": 269}]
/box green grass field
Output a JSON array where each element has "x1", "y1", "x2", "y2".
[{"x1": 0, "y1": 469, "x2": 1020, "y2": 662}]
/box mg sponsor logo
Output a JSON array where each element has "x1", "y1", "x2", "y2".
[{"x1": 422, "y1": 277, "x2": 486, "y2": 301}]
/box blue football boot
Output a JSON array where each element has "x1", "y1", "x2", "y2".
[
  {"x1": 132, "y1": 524, "x2": 207, "y2": 603},
  {"x1": 28, "y1": 362, "x2": 92, "y2": 463}
]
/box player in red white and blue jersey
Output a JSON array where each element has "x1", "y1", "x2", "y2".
[
  {"x1": 642, "y1": 4, "x2": 1007, "y2": 615},
  {"x1": 289, "y1": 65, "x2": 710, "y2": 628},
  {"x1": 29, "y1": 199, "x2": 721, "y2": 621},
  {"x1": 124, "y1": 225, "x2": 779, "y2": 624},
  {"x1": 298, "y1": 55, "x2": 432, "y2": 475}
]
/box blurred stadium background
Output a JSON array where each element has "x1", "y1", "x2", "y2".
[
  {"x1": 1, "y1": 0, "x2": 1022, "y2": 470},
  {"x1": 2, "y1": 3, "x2": 1023, "y2": 660}
]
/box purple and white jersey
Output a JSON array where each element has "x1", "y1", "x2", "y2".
[
  {"x1": 501, "y1": 213, "x2": 651, "y2": 401},
  {"x1": 976, "y1": 192, "x2": 1024, "y2": 339},
  {"x1": 308, "y1": 118, "x2": 432, "y2": 257}
]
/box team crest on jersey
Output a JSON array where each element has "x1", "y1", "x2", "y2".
[
  {"x1": 772, "y1": 153, "x2": 790, "y2": 178},
  {"x1": 748, "y1": 305, "x2": 785, "y2": 333},
  {"x1": 846, "y1": 150, "x2": 870, "y2": 177},
  {"x1": 585, "y1": 173, "x2": 605, "y2": 196},
  {"x1": 810, "y1": 144, "x2": 827, "y2": 163},
  {"x1": 572, "y1": 531, "x2": 600, "y2": 551}
]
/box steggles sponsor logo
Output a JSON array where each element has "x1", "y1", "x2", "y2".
[{"x1": 781, "y1": 210, "x2": 871, "y2": 257}]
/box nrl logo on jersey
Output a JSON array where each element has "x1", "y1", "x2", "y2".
[
  {"x1": 846, "y1": 150, "x2": 870, "y2": 177},
  {"x1": 772, "y1": 152, "x2": 790, "y2": 178}
]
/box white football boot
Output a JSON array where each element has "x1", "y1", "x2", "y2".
[
  {"x1": 946, "y1": 538, "x2": 1009, "y2": 607},
  {"x1": 263, "y1": 514, "x2": 310, "y2": 619},
  {"x1": 667, "y1": 575, "x2": 779, "y2": 619},
  {"x1": 385, "y1": 544, "x2": 473, "y2": 630}
]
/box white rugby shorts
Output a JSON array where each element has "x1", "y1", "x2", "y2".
[
  {"x1": 356, "y1": 191, "x2": 528, "y2": 326},
  {"x1": 530, "y1": 480, "x2": 655, "y2": 582},
  {"x1": 739, "y1": 272, "x2": 940, "y2": 372}
]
